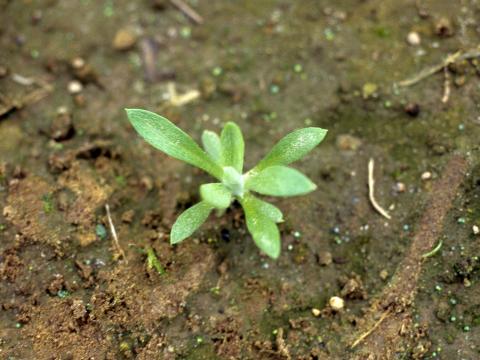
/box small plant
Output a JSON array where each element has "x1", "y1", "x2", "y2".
[{"x1": 126, "y1": 109, "x2": 327, "y2": 259}]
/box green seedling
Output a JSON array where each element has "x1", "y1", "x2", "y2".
[
  {"x1": 146, "y1": 247, "x2": 165, "y2": 275},
  {"x1": 126, "y1": 109, "x2": 327, "y2": 259}
]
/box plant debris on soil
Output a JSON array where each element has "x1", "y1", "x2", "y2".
[{"x1": 1, "y1": 0, "x2": 480, "y2": 359}]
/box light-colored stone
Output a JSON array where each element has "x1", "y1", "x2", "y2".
[
  {"x1": 406, "y1": 31, "x2": 421, "y2": 46},
  {"x1": 329, "y1": 296, "x2": 344, "y2": 311},
  {"x1": 113, "y1": 28, "x2": 137, "y2": 50}
]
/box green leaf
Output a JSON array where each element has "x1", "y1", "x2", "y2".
[
  {"x1": 201, "y1": 130, "x2": 222, "y2": 164},
  {"x1": 240, "y1": 196, "x2": 281, "y2": 259},
  {"x1": 126, "y1": 109, "x2": 223, "y2": 179},
  {"x1": 253, "y1": 127, "x2": 327, "y2": 172},
  {"x1": 221, "y1": 122, "x2": 244, "y2": 173},
  {"x1": 170, "y1": 201, "x2": 213, "y2": 244},
  {"x1": 246, "y1": 165, "x2": 317, "y2": 197},
  {"x1": 243, "y1": 193, "x2": 283, "y2": 223},
  {"x1": 200, "y1": 183, "x2": 232, "y2": 209}
]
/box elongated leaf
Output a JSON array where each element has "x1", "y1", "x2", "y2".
[
  {"x1": 246, "y1": 165, "x2": 316, "y2": 197},
  {"x1": 170, "y1": 201, "x2": 214, "y2": 244},
  {"x1": 201, "y1": 130, "x2": 222, "y2": 164},
  {"x1": 241, "y1": 196, "x2": 281, "y2": 259},
  {"x1": 221, "y1": 122, "x2": 244, "y2": 173},
  {"x1": 126, "y1": 109, "x2": 223, "y2": 179},
  {"x1": 243, "y1": 193, "x2": 283, "y2": 223},
  {"x1": 200, "y1": 183, "x2": 232, "y2": 209},
  {"x1": 253, "y1": 127, "x2": 327, "y2": 172}
]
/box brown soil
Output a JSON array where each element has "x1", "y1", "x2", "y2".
[{"x1": 1, "y1": 0, "x2": 480, "y2": 359}]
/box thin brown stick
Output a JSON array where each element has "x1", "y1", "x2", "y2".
[
  {"x1": 441, "y1": 66, "x2": 451, "y2": 103},
  {"x1": 351, "y1": 309, "x2": 391, "y2": 348},
  {"x1": 105, "y1": 204, "x2": 127, "y2": 263},
  {"x1": 368, "y1": 158, "x2": 391, "y2": 220},
  {"x1": 170, "y1": 0, "x2": 204, "y2": 25},
  {"x1": 398, "y1": 50, "x2": 467, "y2": 87}
]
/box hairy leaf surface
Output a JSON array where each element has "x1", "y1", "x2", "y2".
[
  {"x1": 127, "y1": 109, "x2": 223, "y2": 179},
  {"x1": 170, "y1": 201, "x2": 213, "y2": 244},
  {"x1": 246, "y1": 165, "x2": 316, "y2": 197}
]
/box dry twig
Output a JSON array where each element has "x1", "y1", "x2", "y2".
[
  {"x1": 167, "y1": 82, "x2": 200, "y2": 107},
  {"x1": 351, "y1": 309, "x2": 391, "y2": 348},
  {"x1": 398, "y1": 48, "x2": 480, "y2": 88},
  {"x1": 441, "y1": 66, "x2": 451, "y2": 103},
  {"x1": 105, "y1": 204, "x2": 127, "y2": 263},
  {"x1": 368, "y1": 158, "x2": 391, "y2": 220},
  {"x1": 170, "y1": 0, "x2": 204, "y2": 25}
]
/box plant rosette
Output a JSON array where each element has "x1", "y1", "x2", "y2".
[{"x1": 127, "y1": 109, "x2": 327, "y2": 259}]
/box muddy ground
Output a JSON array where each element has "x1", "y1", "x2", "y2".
[{"x1": 1, "y1": 0, "x2": 480, "y2": 359}]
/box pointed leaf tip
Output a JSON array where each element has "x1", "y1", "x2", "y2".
[
  {"x1": 126, "y1": 108, "x2": 223, "y2": 179},
  {"x1": 241, "y1": 195, "x2": 281, "y2": 259},
  {"x1": 254, "y1": 127, "x2": 327, "y2": 172},
  {"x1": 221, "y1": 122, "x2": 244, "y2": 173}
]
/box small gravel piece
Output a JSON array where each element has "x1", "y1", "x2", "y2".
[
  {"x1": 71, "y1": 57, "x2": 85, "y2": 69},
  {"x1": 394, "y1": 182, "x2": 406, "y2": 193},
  {"x1": 113, "y1": 28, "x2": 137, "y2": 51},
  {"x1": 68, "y1": 80, "x2": 83, "y2": 94},
  {"x1": 421, "y1": 171, "x2": 432, "y2": 181},
  {"x1": 406, "y1": 31, "x2": 421, "y2": 46},
  {"x1": 379, "y1": 269, "x2": 389, "y2": 280},
  {"x1": 329, "y1": 296, "x2": 345, "y2": 311},
  {"x1": 473, "y1": 225, "x2": 479, "y2": 235},
  {"x1": 318, "y1": 251, "x2": 332, "y2": 266}
]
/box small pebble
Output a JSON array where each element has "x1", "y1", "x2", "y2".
[
  {"x1": 311, "y1": 308, "x2": 321, "y2": 317},
  {"x1": 379, "y1": 269, "x2": 388, "y2": 280},
  {"x1": 336, "y1": 134, "x2": 362, "y2": 151},
  {"x1": 473, "y1": 225, "x2": 479, "y2": 235},
  {"x1": 318, "y1": 251, "x2": 332, "y2": 266},
  {"x1": 71, "y1": 57, "x2": 85, "y2": 69},
  {"x1": 113, "y1": 28, "x2": 137, "y2": 51},
  {"x1": 404, "y1": 102, "x2": 420, "y2": 117},
  {"x1": 0, "y1": 65, "x2": 8, "y2": 78},
  {"x1": 68, "y1": 80, "x2": 83, "y2": 94},
  {"x1": 406, "y1": 31, "x2": 421, "y2": 46},
  {"x1": 329, "y1": 296, "x2": 344, "y2": 311},
  {"x1": 394, "y1": 182, "x2": 406, "y2": 193},
  {"x1": 421, "y1": 171, "x2": 432, "y2": 181}
]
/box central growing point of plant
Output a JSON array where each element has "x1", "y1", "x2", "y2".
[{"x1": 126, "y1": 109, "x2": 327, "y2": 259}]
